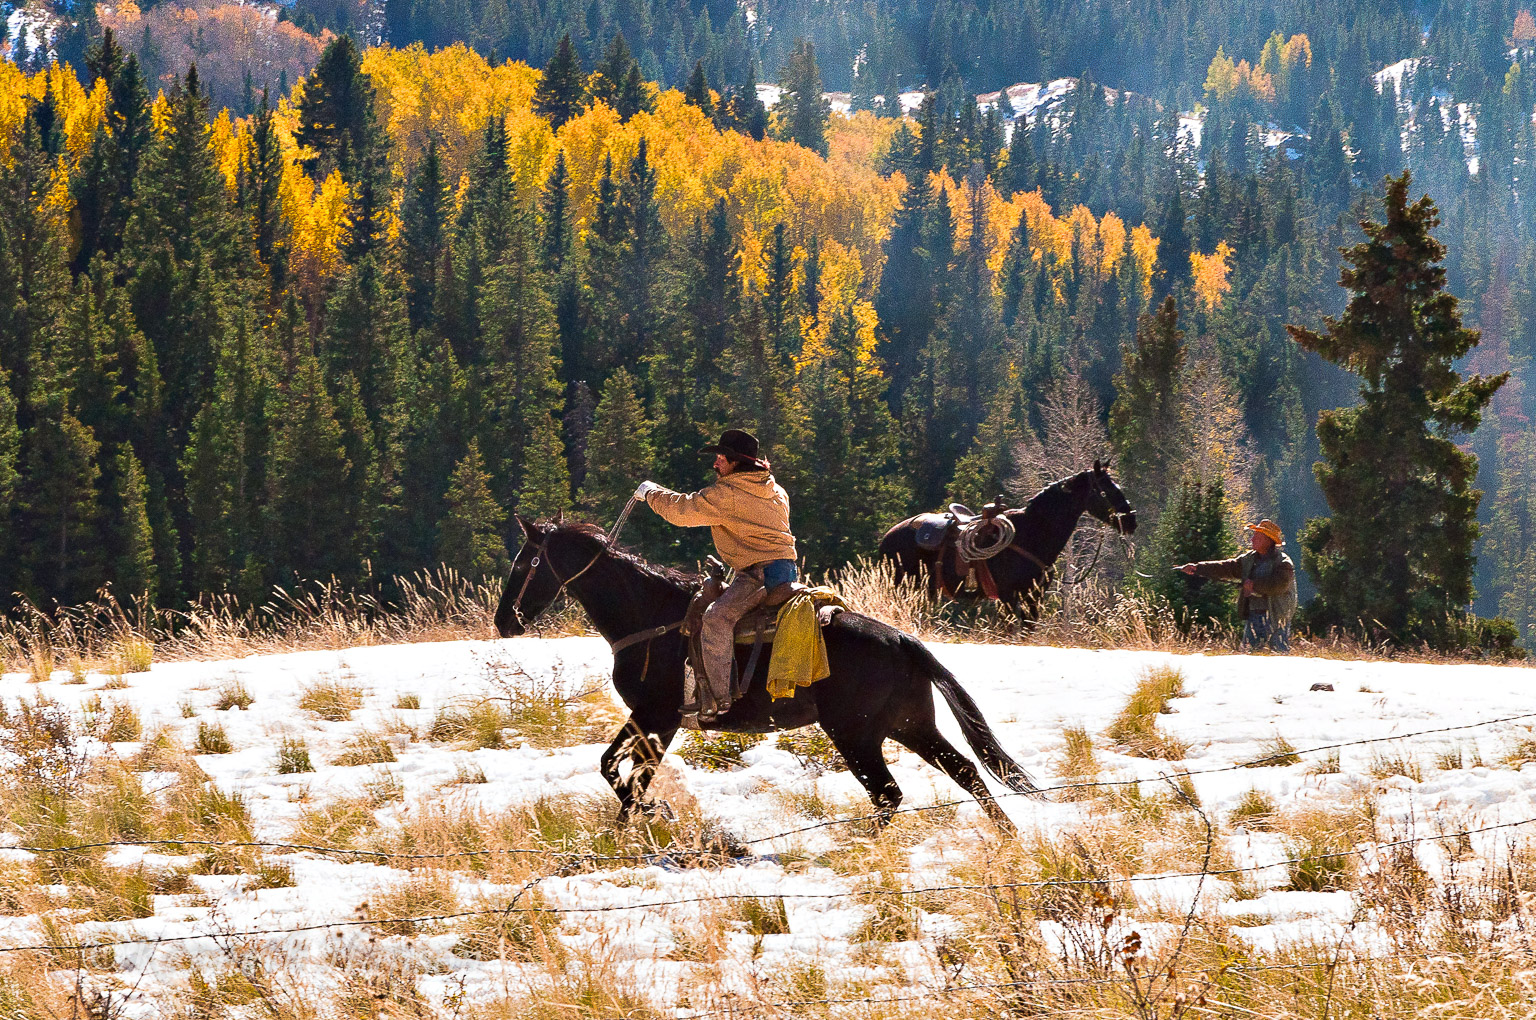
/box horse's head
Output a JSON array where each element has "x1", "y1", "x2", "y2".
[
  {"x1": 495, "y1": 516, "x2": 580, "y2": 637},
  {"x1": 1083, "y1": 460, "x2": 1137, "y2": 535}
]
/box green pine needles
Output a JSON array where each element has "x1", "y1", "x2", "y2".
[{"x1": 1288, "y1": 171, "x2": 1509, "y2": 649}]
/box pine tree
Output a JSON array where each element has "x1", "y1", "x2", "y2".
[
  {"x1": 436, "y1": 438, "x2": 510, "y2": 579},
  {"x1": 265, "y1": 355, "x2": 358, "y2": 583},
  {"x1": 533, "y1": 33, "x2": 588, "y2": 130},
  {"x1": 777, "y1": 38, "x2": 829, "y2": 157},
  {"x1": 540, "y1": 148, "x2": 572, "y2": 273},
  {"x1": 1288, "y1": 172, "x2": 1508, "y2": 642},
  {"x1": 294, "y1": 36, "x2": 380, "y2": 179},
  {"x1": 790, "y1": 304, "x2": 910, "y2": 565},
  {"x1": 0, "y1": 115, "x2": 71, "y2": 412},
  {"x1": 109, "y1": 444, "x2": 157, "y2": 604},
  {"x1": 517, "y1": 410, "x2": 571, "y2": 519},
  {"x1": 1109, "y1": 296, "x2": 1187, "y2": 512},
  {"x1": 1139, "y1": 476, "x2": 1235, "y2": 632},
  {"x1": 873, "y1": 173, "x2": 935, "y2": 412},
  {"x1": 1154, "y1": 178, "x2": 1191, "y2": 299},
  {"x1": 0, "y1": 367, "x2": 18, "y2": 528},
  {"x1": 17, "y1": 405, "x2": 104, "y2": 605},
  {"x1": 1002, "y1": 118, "x2": 1036, "y2": 196},
  {"x1": 1485, "y1": 431, "x2": 1536, "y2": 648},
  {"x1": 683, "y1": 60, "x2": 715, "y2": 119},
  {"x1": 401, "y1": 138, "x2": 448, "y2": 332},
  {"x1": 238, "y1": 90, "x2": 288, "y2": 291},
  {"x1": 580, "y1": 367, "x2": 654, "y2": 522}
]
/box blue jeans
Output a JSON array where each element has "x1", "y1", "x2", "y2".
[
  {"x1": 760, "y1": 559, "x2": 798, "y2": 587},
  {"x1": 1245, "y1": 614, "x2": 1290, "y2": 652}
]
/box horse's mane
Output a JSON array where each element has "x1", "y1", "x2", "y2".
[
  {"x1": 1019, "y1": 469, "x2": 1092, "y2": 510},
  {"x1": 549, "y1": 521, "x2": 701, "y2": 590}
]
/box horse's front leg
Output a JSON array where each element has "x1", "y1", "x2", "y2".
[{"x1": 600, "y1": 717, "x2": 677, "y2": 824}]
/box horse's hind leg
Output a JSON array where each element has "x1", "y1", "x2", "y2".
[{"x1": 895, "y1": 723, "x2": 1017, "y2": 835}]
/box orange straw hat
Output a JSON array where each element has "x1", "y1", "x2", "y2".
[{"x1": 1245, "y1": 519, "x2": 1284, "y2": 545}]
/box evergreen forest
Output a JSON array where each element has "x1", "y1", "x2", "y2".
[{"x1": 1, "y1": 0, "x2": 1535, "y2": 653}]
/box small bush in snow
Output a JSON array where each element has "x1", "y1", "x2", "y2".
[
  {"x1": 450, "y1": 758, "x2": 487, "y2": 785},
  {"x1": 275, "y1": 738, "x2": 314, "y2": 774},
  {"x1": 774, "y1": 728, "x2": 846, "y2": 772},
  {"x1": 678, "y1": 731, "x2": 762, "y2": 771},
  {"x1": 1368, "y1": 749, "x2": 1423, "y2": 782},
  {"x1": 1305, "y1": 750, "x2": 1342, "y2": 775},
  {"x1": 291, "y1": 796, "x2": 377, "y2": 850},
  {"x1": 454, "y1": 891, "x2": 564, "y2": 962},
  {"x1": 194, "y1": 721, "x2": 232, "y2": 754},
  {"x1": 114, "y1": 635, "x2": 153, "y2": 674},
  {"x1": 1244, "y1": 734, "x2": 1301, "y2": 767},
  {"x1": 298, "y1": 678, "x2": 365, "y2": 721},
  {"x1": 332, "y1": 733, "x2": 397, "y2": 767},
  {"x1": 1229, "y1": 788, "x2": 1277, "y2": 830},
  {"x1": 427, "y1": 701, "x2": 511, "y2": 749},
  {"x1": 213, "y1": 680, "x2": 253, "y2": 712},
  {"x1": 1054, "y1": 725, "x2": 1100, "y2": 798},
  {"x1": 365, "y1": 871, "x2": 458, "y2": 935},
  {"x1": 363, "y1": 769, "x2": 405, "y2": 806},
  {"x1": 1105, "y1": 666, "x2": 1189, "y2": 760},
  {"x1": 394, "y1": 693, "x2": 421, "y2": 710},
  {"x1": 91, "y1": 701, "x2": 142, "y2": 743}
]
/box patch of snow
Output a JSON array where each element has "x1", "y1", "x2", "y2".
[{"x1": 6, "y1": 638, "x2": 1535, "y2": 1014}]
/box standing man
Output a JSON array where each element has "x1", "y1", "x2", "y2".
[
  {"x1": 1179, "y1": 519, "x2": 1298, "y2": 651},
  {"x1": 634, "y1": 429, "x2": 798, "y2": 721}
]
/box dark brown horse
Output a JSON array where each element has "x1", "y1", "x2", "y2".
[
  {"x1": 495, "y1": 519, "x2": 1038, "y2": 830},
  {"x1": 878, "y1": 463, "x2": 1137, "y2": 620}
]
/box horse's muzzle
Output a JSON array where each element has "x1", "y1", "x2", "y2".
[{"x1": 495, "y1": 613, "x2": 525, "y2": 639}]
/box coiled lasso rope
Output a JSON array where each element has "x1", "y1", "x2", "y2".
[{"x1": 955, "y1": 515, "x2": 1016, "y2": 561}]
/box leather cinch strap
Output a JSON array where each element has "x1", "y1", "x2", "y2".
[{"x1": 609, "y1": 620, "x2": 684, "y2": 655}]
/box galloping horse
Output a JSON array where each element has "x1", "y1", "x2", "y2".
[
  {"x1": 878, "y1": 462, "x2": 1138, "y2": 620},
  {"x1": 495, "y1": 519, "x2": 1037, "y2": 830}
]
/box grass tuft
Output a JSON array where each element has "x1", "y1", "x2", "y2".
[
  {"x1": 1105, "y1": 665, "x2": 1189, "y2": 759},
  {"x1": 298, "y1": 677, "x2": 365, "y2": 721},
  {"x1": 331, "y1": 732, "x2": 397, "y2": 767},
  {"x1": 678, "y1": 731, "x2": 763, "y2": 771},
  {"x1": 275, "y1": 737, "x2": 314, "y2": 774},
  {"x1": 1245, "y1": 733, "x2": 1302, "y2": 767},
  {"x1": 193, "y1": 720, "x2": 232, "y2": 754},
  {"x1": 212, "y1": 679, "x2": 253, "y2": 711},
  {"x1": 1229, "y1": 788, "x2": 1277, "y2": 830}
]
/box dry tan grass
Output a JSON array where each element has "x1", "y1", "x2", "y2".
[{"x1": 1104, "y1": 665, "x2": 1191, "y2": 759}]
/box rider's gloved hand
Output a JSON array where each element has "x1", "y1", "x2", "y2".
[{"x1": 634, "y1": 480, "x2": 662, "y2": 500}]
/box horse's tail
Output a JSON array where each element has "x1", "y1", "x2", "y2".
[{"x1": 902, "y1": 634, "x2": 1039, "y2": 795}]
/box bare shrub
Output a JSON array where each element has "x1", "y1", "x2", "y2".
[{"x1": 212, "y1": 679, "x2": 254, "y2": 711}]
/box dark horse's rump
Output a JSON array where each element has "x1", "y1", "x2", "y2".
[
  {"x1": 496, "y1": 520, "x2": 1037, "y2": 831},
  {"x1": 878, "y1": 463, "x2": 1138, "y2": 620}
]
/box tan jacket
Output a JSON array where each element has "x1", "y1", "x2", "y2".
[{"x1": 644, "y1": 469, "x2": 797, "y2": 571}]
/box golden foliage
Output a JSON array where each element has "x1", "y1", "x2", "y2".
[
  {"x1": 1190, "y1": 241, "x2": 1234, "y2": 311},
  {"x1": 1517, "y1": 10, "x2": 1536, "y2": 44}
]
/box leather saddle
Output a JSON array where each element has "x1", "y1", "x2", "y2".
[
  {"x1": 912, "y1": 496, "x2": 1008, "y2": 552},
  {"x1": 683, "y1": 558, "x2": 806, "y2": 646}
]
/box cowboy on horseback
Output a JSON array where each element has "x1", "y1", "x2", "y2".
[{"x1": 634, "y1": 429, "x2": 798, "y2": 722}]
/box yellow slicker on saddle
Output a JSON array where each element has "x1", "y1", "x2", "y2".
[{"x1": 765, "y1": 586, "x2": 847, "y2": 700}]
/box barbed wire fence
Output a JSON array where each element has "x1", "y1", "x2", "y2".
[{"x1": 3, "y1": 704, "x2": 1536, "y2": 1014}]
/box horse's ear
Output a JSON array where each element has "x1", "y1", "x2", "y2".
[
  {"x1": 1093, "y1": 458, "x2": 1103, "y2": 473},
  {"x1": 516, "y1": 514, "x2": 537, "y2": 538}
]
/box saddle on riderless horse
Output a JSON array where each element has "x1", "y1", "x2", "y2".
[{"x1": 910, "y1": 495, "x2": 1015, "y2": 599}]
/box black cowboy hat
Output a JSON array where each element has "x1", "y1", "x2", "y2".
[{"x1": 699, "y1": 428, "x2": 766, "y2": 467}]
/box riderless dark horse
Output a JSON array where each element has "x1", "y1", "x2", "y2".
[
  {"x1": 878, "y1": 462, "x2": 1137, "y2": 620},
  {"x1": 495, "y1": 519, "x2": 1038, "y2": 830}
]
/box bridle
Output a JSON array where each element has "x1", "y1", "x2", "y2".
[
  {"x1": 505, "y1": 533, "x2": 606, "y2": 630},
  {"x1": 504, "y1": 531, "x2": 685, "y2": 659}
]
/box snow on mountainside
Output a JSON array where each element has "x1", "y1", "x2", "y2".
[{"x1": 1, "y1": 637, "x2": 1533, "y2": 1012}]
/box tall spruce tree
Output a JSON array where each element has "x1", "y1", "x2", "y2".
[
  {"x1": 436, "y1": 438, "x2": 509, "y2": 579},
  {"x1": 1140, "y1": 476, "x2": 1236, "y2": 632},
  {"x1": 400, "y1": 138, "x2": 448, "y2": 333},
  {"x1": 777, "y1": 38, "x2": 830, "y2": 157},
  {"x1": 533, "y1": 34, "x2": 588, "y2": 130},
  {"x1": 1288, "y1": 172, "x2": 1508, "y2": 641},
  {"x1": 265, "y1": 354, "x2": 358, "y2": 583}
]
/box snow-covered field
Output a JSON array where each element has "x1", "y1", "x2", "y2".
[{"x1": 1, "y1": 637, "x2": 1534, "y2": 1013}]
